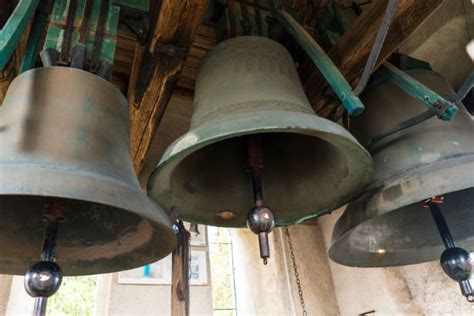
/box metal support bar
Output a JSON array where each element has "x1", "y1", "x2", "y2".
[
  {"x1": 247, "y1": 135, "x2": 264, "y2": 207},
  {"x1": 19, "y1": 1, "x2": 53, "y2": 73},
  {"x1": 367, "y1": 110, "x2": 435, "y2": 149},
  {"x1": 31, "y1": 208, "x2": 63, "y2": 316},
  {"x1": 254, "y1": 0, "x2": 263, "y2": 36},
  {"x1": 353, "y1": 0, "x2": 398, "y2": 96},
  {"x1": 90, "y1": 0, "x2": 110, "y2": 72},
  {"x1": 71, "y1": 0, "x2": 93, "y2": 69},
  {"x1": 272, "y1": 7, "x2": 365, "y2": 116},
  {"x1": 427, "y1": 200, "x2": 456, "y2": 249},
  {"x1": 453, "y1": 72, "x2": 473, "y2": 103},
  {"x1": 33, "y1": 298, "x2": 47, "y2": 316},
  {"x1": 58, "y1": 0, "x2": 79, "y2": 65},
  {"x1": 0, "y1": 0, "x2": 40, "y2": 70},
  {"x1": 380, "y1": 62, "x2": 458, "y2": 121}
]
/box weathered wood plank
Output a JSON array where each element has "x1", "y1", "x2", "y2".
[
  {"x1": 301, "y1": 0, "x2": 445, "y2": 116},
  {"x1": 128, "y1": 0, "x2": 210, "y2": 173},
  {"x1": 171, "y1": 221, "x2": 190, "y2": 316}
]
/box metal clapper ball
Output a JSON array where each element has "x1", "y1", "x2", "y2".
[
  {"x1": 424, "y1": 196, "x2": 474, "y2": 302},
  {"x1": 246, "y1": 135, "x2": 275, "y2": 265}
]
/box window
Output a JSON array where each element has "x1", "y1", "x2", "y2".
[
  {"x1": 208, "y1": 226, "x2": 237, "y2": 316},
  {"x1": 47, "y1": 276, "x2": 97, "y2": 316}
]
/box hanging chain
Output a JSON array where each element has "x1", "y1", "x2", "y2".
[{"x1": 285, "y1": 228, "x2": 308, "y2": 316}]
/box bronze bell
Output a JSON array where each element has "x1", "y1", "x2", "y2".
[
  {"x1": 0, "y1": 67, "x2": 176, "y2": 275},
  {"x1": 148, "y1": 36, "x2": 373, "y2": 227},
  {"x1": 330, "y1": 69, "x2": 474, "y2": 267}
]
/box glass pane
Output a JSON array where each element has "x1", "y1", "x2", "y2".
[
  {"x1": 214, "y1": 310, "x2": 237, "y2": 316},
  {"x1": 210, "y1": 242, "x2": 235, "y2": 310},
  {"x1": 208, "y1": 226, "x2": 231, "y2": 244},
  {"x1": 47, "y1": 275, "x2": 97, "y2": 316}
]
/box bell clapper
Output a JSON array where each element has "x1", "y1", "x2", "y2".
[
  {"x1": 424, "y1": 196, "x2": 474, "y2": 302},
  {"x1": 246, "y1": 136, "x2": 275, "y2": 265},
  {"x1": 25, "y1": 202, "x2": 64, "y2": 316}
]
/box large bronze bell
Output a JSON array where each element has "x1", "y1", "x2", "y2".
[
  {"x1": 0, "y1": 67, "x2": 175, "y2": 275},
  {"x1": 330, "y1": 69, "x2": 474, "y2": 267},
  {"x1": 148, "y1": 36, "x2": 373, "y2": 227}
]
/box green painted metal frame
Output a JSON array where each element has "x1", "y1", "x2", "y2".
[
  {"x1": 19, "y1": 0, "x2": 149, "y2": 73},
  {"x1": 380, "y1": 62, "x2": 458, "y2": 121},
  {"x1": 112, "y1": 0, "x2": 148, "y2": 11},
  {"x1": 272, "y1": 7, "x2": 366, "y2": 116},
  {"x1": 0, "y1": 0, "x2": 40, "y2": 70},
  {"x1": 44, "y1": 0, "x2": 120, "y2": 67},
  {"x1": 19, "y1": 3, "x2": 50, "y2": 73}
]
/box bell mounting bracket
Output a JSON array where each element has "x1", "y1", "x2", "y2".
[{"x1": 379, "y1": 62, "x2": 458, "y2": 121}]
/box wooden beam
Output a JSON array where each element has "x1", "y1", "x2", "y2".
[
  {"x1": 171, "y1": 221, "x2": 190, "y2": 316},
  {"x1": 128, "y1": 0, "x2": 209, "y2": 173},
  {"x1": 302, "y1": 0, "x2": 445, "y2": 117}
]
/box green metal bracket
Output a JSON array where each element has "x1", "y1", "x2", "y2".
[
  {"x1": 380, "y1": 62, "x2": 458, "y2": 121},
  {"x1": 19, "y1": 0, "x2": 149, "y2": 73},
  {"x1": 112, "y1": 0, "x2": 148, "y2": 12},
  {"x1": 224, "y1": 1, "x2": 271, "y2": 38},
  {"x1": 44, "y1": 0, "x2": 120, "y2": 68},
  {"x1": 0, "y1": 0, "x2": 40, "y2": 70},
  {"x1": 272, "y1": 7, "x2": 365, "y2": 116},
  {"x1": 20, "y1": 2, "x2": 52, "y2": 73}
]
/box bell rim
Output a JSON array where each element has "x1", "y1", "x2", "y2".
[
  {"x1": 0, "y1": 165, "x2": 176, "y2": 276},
  {"x1": 329, "y1": 155, "x2": 474, "y2": 267},
  {"x1": 148, "y1": 109, "x2": 373, "y2": 227}
]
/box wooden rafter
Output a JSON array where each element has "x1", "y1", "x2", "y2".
[
  {"x1": 128, "y1": 0, "x2": 209, "y2": 174},
  {"x1": 301, "y1": 0, "x2": 445, "y2": 117}
]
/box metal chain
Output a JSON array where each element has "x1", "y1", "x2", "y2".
[{"x1": 285, "y1": 228, "x2": 308, "y2": 316}]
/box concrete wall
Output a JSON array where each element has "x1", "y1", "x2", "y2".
[
  {"x1": 399, "y1": 0, "x2": 472, "y2": 89},
  {"x1": 92, "y1": 225, "x2": 340, "y2": 316},
  {"x1": 5, "y1": 276, "x2": 34, "y2": 315},
  {"x1": 0, "y1": 275, "x2": 13, "y2": 315},
  {"x1": 231, "y1": 226, "x2": 339, "y2": 316},
  {"x1": 93, "y1": 235, "x2": 213, "y2": 316},
  {"x1": 92, "y1": 273, "x2": 213, "y2": 316}
]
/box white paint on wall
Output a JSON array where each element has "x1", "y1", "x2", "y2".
[{"x1": 5, "y1": 276, "x2": 34, "y2": 316}]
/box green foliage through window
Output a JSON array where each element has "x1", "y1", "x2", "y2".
[
  {"x1": 209, "y1": 226, "x2": 237, "y2": 316},
  {"x1": 47, "y1": 275, "x2": 97, "y2": 316}
]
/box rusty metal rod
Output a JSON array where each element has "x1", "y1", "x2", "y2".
[
  {"x1": 33, "y1": 298, "x2": 47, "y2": 316},
  {"x1": 427, "y1": 200, "x2": 456, "y2": 249},
  {"x1": 31, "y1": 204, "x2": 64, "y2": 316}
]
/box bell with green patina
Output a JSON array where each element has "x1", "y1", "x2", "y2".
[
  {"x1": 148, "y1": 36, "x2": 373, "y2": 228},
  {"x1": 0, "y1": 67, "x2": 176, "y2": 276},
  {"x1": 330, "y1": 69, "x2": 474, "y2": 267}
]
